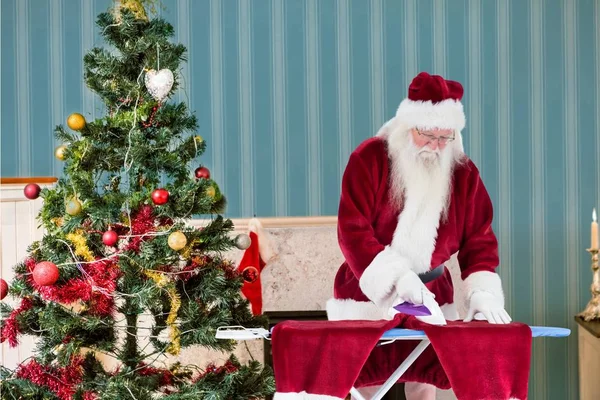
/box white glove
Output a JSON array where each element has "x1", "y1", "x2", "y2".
[
  {"x1": 394, "y1": 269, "x2": 434, "y2": 305},
  {"x1": 388, "y1": 272, "x2": 447, "y2": 326},
  {"x1": 464, "y1": 291, "x2": 512, "y2": 324},
  {"x1": 388, "y1": 293, "x2": 447, "y2": 325},
  {"x1": 415, "y1": 292, "x2": 447, "y2": 325}
]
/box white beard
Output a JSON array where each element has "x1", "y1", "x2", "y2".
[
  {"x1": 385, "y1": 129, "x2": 464, "y2": 273},
  {"x1": 388, "y1": 133, "x2": 458, "y2": 220}
]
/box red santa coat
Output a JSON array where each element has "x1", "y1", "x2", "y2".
[{"x1": 326, "y1": 136, "x2": 505, "y2": 322}]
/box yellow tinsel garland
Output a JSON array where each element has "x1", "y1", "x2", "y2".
[
  {"x1": 51, "y1": 217, "x2": 64, "y2": 227},
  {"x1": 66, "y1": 231, "x2": 95, "y2": 262},
  {"x1": 143, "y1": 270, "x2": 169, "y2": 287},
  {"x1": 144, "y1": 270, "x2": 181, "y2": 355},
  {"x1": 179, "y1": 237, "x2": 203, "y2": 260},
  {"x1": 165, "y1": 285, "x2": 181, "y2": 355}
]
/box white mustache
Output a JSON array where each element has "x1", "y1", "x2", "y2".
[{"x1": 418, "y1": 149, "x2": 441, "y2": 160}]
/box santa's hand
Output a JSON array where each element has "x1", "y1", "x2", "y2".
[
  {"x1": 391, "y1": 272, "x2": 446, "y2": 325},
  {"x1": 394, "y1": 270, "x2": 434, "y2": 305},
  {"x1": 464, "y1": 291, "x2": 512, "y2": 324},
  {"x1": 415, "y1": 292, "x2": 447, "y2": 325},
  {"x1": 387, "y1": 292, "x2": 447, "y2": 325}
]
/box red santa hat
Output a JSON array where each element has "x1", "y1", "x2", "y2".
[
  {"x1": 377, "y1": 72, "x2": 466, "y2": 138},
  {"x1": 398, "y1": 71, "x2": 465, "y2": 131},
  {"x1": 236, "y1": 218, "x2": 276, "y2": 315}
]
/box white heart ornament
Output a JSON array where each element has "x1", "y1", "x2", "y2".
[{"x1": 144, "y1": 68, "x2": 174, "y2": 102}]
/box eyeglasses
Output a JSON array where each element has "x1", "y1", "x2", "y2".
[{"x1": 416, "y1": 129, "x2": 455, "y2": 144}]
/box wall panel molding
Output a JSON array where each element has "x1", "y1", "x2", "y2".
[{"x1": 189, "y1": 215, "x2": 337, "y2": 232}]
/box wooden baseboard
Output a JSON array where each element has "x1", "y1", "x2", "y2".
[{"x1": 0, "y1": 177, "x2": 58, "y2": 184}]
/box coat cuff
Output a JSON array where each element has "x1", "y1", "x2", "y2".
[
  {"x1": 463, "y1": 270, "x2": 505, "y2": 306},
  {"x1": 358, "y1": 246, "x2": 411, "y2": 308},
  {"x1": 325, "y1": 298, "x2": 391, "y2": 321}
]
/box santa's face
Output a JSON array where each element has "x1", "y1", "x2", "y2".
[
  {"x1": 400, "y1": 128, "x2": 455, "y2": 171},
  {"x1": 410, "y1": 128, "x2": 454, "y2": 161},
  {"x1": 387, "y1": 124, "x2": 463, "y2": 219}
]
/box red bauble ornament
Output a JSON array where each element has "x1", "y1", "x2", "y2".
[
  {"x1": 33, "y1": 261, "x2": 59, "y2": 286},
  {"x1": 242, "y1": 266, "x2": 259, "y2": 283},
  {"x1": 102, "y1": 229, "x2": 119, "y2": 246},
  {"x1": 194, "y1": 166, "x2": 211, "y2": 180},
  {"x1": 0, "y1": 279, "x2": 8, "y2": 300},
  {"x1": 151, "y1": 188, "x2": 169, "y2": 205},
  {"x1": 23, "y1": 183, "x2": 41, "y2": 200}
]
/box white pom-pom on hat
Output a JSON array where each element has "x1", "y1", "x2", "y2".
[{"x1": 247, "y1": 218, "x2": 276, "y2": 263}]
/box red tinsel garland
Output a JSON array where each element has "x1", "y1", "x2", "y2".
[
  {"x1": 177, "y1": 255, "x2": 211, "y2": 281},
  {"x1": 136, "y1": 362, "x2": 175, "y2": 386},
  {"x1": 125, "y1": 204, "x2": 158, "y2": 252},
  {"x1": 0, "y1": 297, "x2": 34, "y2": 347},
  {"x1": 24, "y1": 257, "x2": 122, "y2": 317},
  {"x1": 194, "y1": 360, "x2": 239, "y2": 382},
  {"x1": 15, "y1": 355, "x2": 86, "y2": 400},
  {"x1": 131, "y1": 205, "x2": 156, "y2": 235},
  {"x1": 217, "y1": 260, "x2": 239, "y2": 281},
  {"x1": 82, "y1": 391, "x2": 98, "y2": 400}
]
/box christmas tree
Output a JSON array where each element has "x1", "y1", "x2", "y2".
[{"x1": 0, "y1": 2, "x2": 275, "y2": 399}]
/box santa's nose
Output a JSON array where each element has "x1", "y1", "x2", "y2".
[{"x1": 427, "y1": 140, "x2": 440, "y2": 150}]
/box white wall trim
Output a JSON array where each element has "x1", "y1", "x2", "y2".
[{"x1": 188, "y1": 216, "x2": 338, "y2": 231}]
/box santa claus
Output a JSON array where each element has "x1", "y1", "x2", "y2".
[{"x1": 326, "y1": 71, "x2": 512, "y2": 399}]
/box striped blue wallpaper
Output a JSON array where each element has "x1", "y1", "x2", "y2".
[{"x1": 2, "y1": 1, "x2": 599, "y2": 398}]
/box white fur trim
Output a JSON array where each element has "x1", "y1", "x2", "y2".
[
  {"x1": 247, "y1": 217, "x2": 276, "y2": 263},
  {"x1": 440, "y1": 302, "x2": 459, "y2": 321},
  {"x1": 389, "y1": 202, "x2": 443, "y2": 275},
  {"x1": 463, "y1": 271, "x2": 505, "y2": 306},
  {"x1": 326, "y1": 298, "x2": 391, "y2": 321},
  {"x1": 453, "y1": 130, "x2": 465, "y2": 153},
  {"x1": 326, "y1": 298, "x2": 459, "y2": 322},
  {"x1": 358, "y1": 247, "x2": 413, "y2": 308},
  {"x1": 382, "y1": 121, "x2": 458, "y2": 275},
  {"x1": 274, "y1": 392, "x2": 343, "y2": 400},
  {"x1": 395, "y1": 98, "x2": 466, "y2": 132},
  {"x1": 376, "y1": 117, "x2": 396, "y2": 137}
]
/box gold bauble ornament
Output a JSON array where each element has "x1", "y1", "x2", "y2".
[
  {"x1": 168, "y1": 231, "x2": 187, "y2": 251},
  {"x1": 206, "y1": 186, "x2": 216, "y2": 198},
  {"x1": 54, "y1": 145, "x2": 67, "y2": 161},
  {"x1": 194, "y1": 135, "x2": 204, "y2": 143},
  {"x1": 67, "y1": 113, "x2": 86, "y2": 131},
  {"x1": 65, "y1": 197, "x2": 82, "y2": 216}
]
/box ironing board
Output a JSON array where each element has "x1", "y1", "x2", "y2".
[{"x1": 215, "y1": 325, "x2": 571, "y2": 400}]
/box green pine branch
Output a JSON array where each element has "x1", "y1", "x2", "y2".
[{"x1": 0, "y1": 4, "x2": 274, "y2": 399}]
